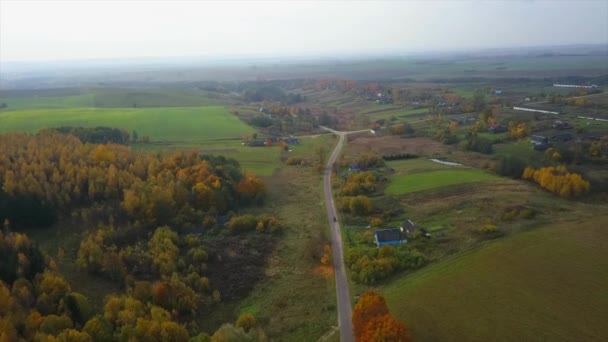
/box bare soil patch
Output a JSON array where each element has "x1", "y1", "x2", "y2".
[{"x1": 347, "y1": 135, "x2": 446, "y2": 155}]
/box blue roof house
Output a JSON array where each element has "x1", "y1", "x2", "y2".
[{"x1": 374, "y1": 228, "x2": 407, "y2": 247}]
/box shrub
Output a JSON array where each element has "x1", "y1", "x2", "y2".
[{"x1": 478, "y1": 224, "x2": 498, "y2": 234}]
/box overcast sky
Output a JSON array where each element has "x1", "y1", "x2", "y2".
[{"x1": 1, "y1": 0, "x2": 607, "y2": 63}]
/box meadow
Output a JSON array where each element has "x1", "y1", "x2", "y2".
[
  {"x1": 385, "y1": 162, "x2": 499, "y2": 194},
  {"x1": 0, "y1": 106, "x2": 254, "y2": 141},
  {"x1": 382, "y1": 217, "x2": 608, "y2": 342}
]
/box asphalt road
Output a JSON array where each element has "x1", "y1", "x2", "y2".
[{"x1": 320, "y1": 126, "x2": 368, "y2": 342}]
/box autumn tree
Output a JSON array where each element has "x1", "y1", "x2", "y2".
[
  {"x1": 522, "y1": 165, "x2": 590, "y2": 197},
  {"x1": 350, "y1": 196, "x2": 373, "y2": 216},
  {"x1": 352, "y1": 290, "x2": 411, "y2": 342},
  {"x1": 508, "y1": 121, "x2": 530, "y2": 139},
  {"x1": 236, "y1": 313, "x2": 256, "y2": 332}
]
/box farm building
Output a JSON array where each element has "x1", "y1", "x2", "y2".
[
  {"x1": 374, "y1": 228, "x2": 407, "y2": 247},
  {"x1": 513, "y1": 107, "x2": 559, "y2": 115},
  {"x1": 552, "y1": 120, "x2": 573, "y2": 130},
  {"x1": 243, "y1": 140, "x2": 266, "y2": 147},
  {"x1": 401, "y1": 219, "x2": 431, "y2": 238},
  {"x1": 531, "y1": 135, "x2": 549, "y2": 145},
  {"x1": 283, "y1": 136, "x2": 299, "y2": 145},
  {"x1": 553, "y1": 84, "x2": 598, "y2": 89},
  {"x1": 348, "y1": 163, "x2": 361, "y2": 173},
  {"x1": 488, "y1": 124, "x2": 507, "y2": 133}
]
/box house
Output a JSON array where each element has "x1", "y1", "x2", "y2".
[
  {"x1": 551, "y1": 133, "x2": 573, "y2": 143},
  {"x1": 283, "y1": 136, "x2": 299, "y2": 145},
  {"x1": 348, "y1": 163, "x2": 361, "y2": 173},
  {"x1": 244, "y1": 140, "x2": 266, "y2": 147},
  {"x1": 374, "y1": 229, "x2": 407, "y2": 247},
  {"x1": 401, "y1": 219, "x2": 431, "y2": 238},
  {"x1": 530, "y1": 135, "x2": 549, "y2": 145},
  {"x1": 495, "y1": 89, "x2": 503, "y2": 95},
  {"x1": 533, "y1": 142, "x2": 552, "y2": 151},
  {"x1": 488, "y1": 124, "x2": 507, "y2": 133},
  {"x1": 552, "y1": 120, "x2": 573, "y2": 130},
  {"x1": 575, "y1": 134, "x2": 600, "y2": 143}
]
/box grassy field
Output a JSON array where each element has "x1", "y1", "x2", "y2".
[
  {"x1": 368, "y1": 107, "x2": 430, "y2": 122},
  {"x1": 0, "y1": 106, "x2": 254, "y2": 141},
  {"x1": 383, "y1": 217, "x2": 608, "y2": 342},
  {"x1": 0, "y1": 87, "x2": 228, "y2": 110},
  {"x1": 385, "y1": 161, "x2": 499, "y2": 194}
]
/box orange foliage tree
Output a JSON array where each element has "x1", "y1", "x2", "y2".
[{"x1": 352, "y1": 290, "x2": 411, "y2": 342}]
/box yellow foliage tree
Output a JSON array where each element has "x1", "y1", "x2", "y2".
[{"x1": 522, "y1": 166, "x2": 590, "y2": 197}]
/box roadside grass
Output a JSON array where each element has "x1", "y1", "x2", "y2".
[
  {"x1": 0, "y1": 106, "x2": 255, "y2": 141},
  {"x1": 385, "y1": 168, "x2": 499, "y2": 194},
  {"x1": 206, "y1": 136, "x2": 337, "y2": 340},
  {"x1": 382, "y1": 216, "x2": 608, "y2": 342}
]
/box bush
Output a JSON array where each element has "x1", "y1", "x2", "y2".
[
  {"x1": 477, "y1": 224, "x2": 498, "y2": 234},
  {"x1": 226, "y1": 215, "x2": 258, "y2": 233}
]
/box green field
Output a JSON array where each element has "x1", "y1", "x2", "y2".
[
  {"x1": 0, "y1": 87, "x2": 227, "y2": 110},
  {"x1": 385, "y1": 161, "x2": 499, "y2": 194},
  {"x1": 383, "y1": 218, "x2": 608, "y2": 342},
  {"x1": 368, "y1": 107, "x2": 430, "y2": 122},
  {"x1": 0, "y1": 106, "x2": 254, "y2": 141}
]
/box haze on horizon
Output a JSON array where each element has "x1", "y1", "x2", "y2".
[{"x1": 1, "y1": 0, "x2": 607, "y2": 64}]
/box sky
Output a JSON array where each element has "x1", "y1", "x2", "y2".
[{"x1": 1, "y1": 0, "x2": 607, "y2": 63}]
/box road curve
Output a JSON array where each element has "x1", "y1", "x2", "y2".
[{"x1": 322, "y1": 127, "x2": 355, "y2": 342}]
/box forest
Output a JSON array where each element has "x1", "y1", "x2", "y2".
[{"x1": 0, "y1": 131, "x2": 275, "y2": 340}]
